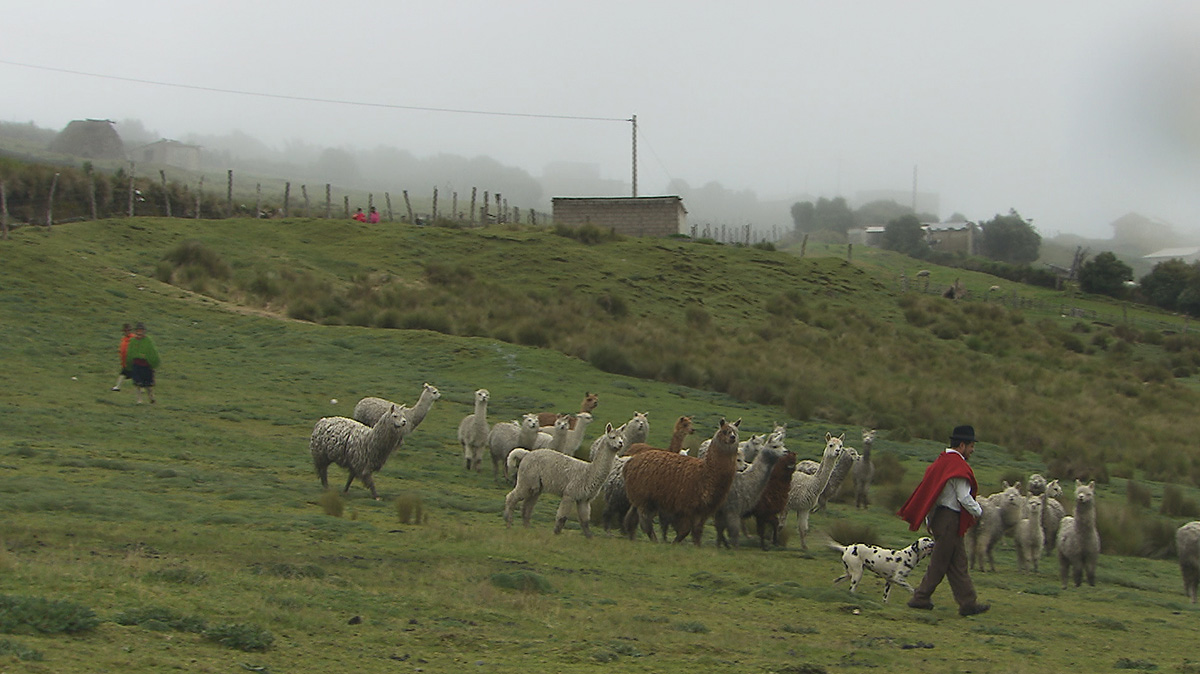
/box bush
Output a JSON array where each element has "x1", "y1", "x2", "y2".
[
  {"x1": 203, "y1": 623, "x2": 274, "y2": 651},
  {"x1": 1126, "y1": 479, "x2": 1152, "y2": 509},
  {"x1": 871, "y1": 451, "x2": 906, "y2": 485},
  {"x1": 490, "y1": 570, "x2": 552, "y2": 593},
  {"x1": 551, "y1": 223, "x2": 623, "y2": 244},
  {"x1": 596, "y1": 292, "x2": 628, "y2": 317},
  {"x1": 1161, "y1": 484, "x2": 1200, "y2": 517},
  {"x1": 113, "y1": 606, "x2": 206, "y2": 633},
  {"x1": 0, "y1": 595, "x2": 99, "y2": 634},
  {"x1": 161, "y1": 240, "x2": 231, "y2": 280},
  {"x1": 395, "y1": 492, "x2": 426, "y2": 524},
  {"x1": 587, "y1": 342, "x2": 635, "y2": 376},
  {"x1": 827, "y1": 519, "x2": 879, "y2": 547},
  {"x1": 0, "y1": 638, "x2": 42, "y2": 661}
]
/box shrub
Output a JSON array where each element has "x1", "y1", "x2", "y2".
[
  {"x1": 587, "y1": 342, "x2": 635, "y2": 376},
  {"x1": 395, "y1": 493, "x2": 426, "y2": 524},
  {"x1": 871, "y1": 451, "x2": 906, "y2": 485},
  {"x1": 827, "y1": 519, "x2": 879, "y2": 547},
  {"x1": 0, "y1": 638, "x2": 42, "y2": 661},
  {"x1": 490, "y1": 570, "x2": 552, "y2": 593},
  {"x1": 113, "y1": 606, "x2": 206, "y2": 633},
  {"x1": 0, "y1": 595, "x2": 99, "y2": 634},
  {"x1": 552, "y1": 223, "x2": 623, "y2": 244},
  {"x1": 203, "y1": 623, "x2": 274, "y2": 651},
  {"x1": 1161, "y1": 484, "x2": 1200, "y2": 517},
  {"x1": 318, "y1": 490, "x2": 344, "y2": 517},
  {"x1": 685, "y1": 305, "x2": 711, "y2": 329},
  {"x1": 1125, "y1": 479, "x2": 1152, "y2": 509},
  {"x1": 161, "y1": 240, "x2": 231, "y2": 280},
  {"x1": 596, "y1": 292, "x2": 628, "y2": 317},
  {"x1": 400, "y1": 311, "x2": 452, "y2": 334}
]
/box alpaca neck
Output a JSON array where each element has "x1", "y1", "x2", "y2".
[
  {"x1": 518, "y1": 422, "x2": 540, "y2": 447},
  {"x1": 667, "y1": 426, "x2": 690, "y2": 453},
  {"x1": 409, "y1": 390, "x2": 436, "y2": 427}
]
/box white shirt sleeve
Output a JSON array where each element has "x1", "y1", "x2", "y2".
[{"x1": 950, "y1": 477, "x2": 983, "y2": 518}]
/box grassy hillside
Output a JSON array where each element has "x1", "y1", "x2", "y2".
[{"x1": 1, "y1": 218, "x2": 1198, "y2": 673}]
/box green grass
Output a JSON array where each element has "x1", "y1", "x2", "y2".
[{"x1": 1, "y1": 217, "x2": 1198, "y2": 672}]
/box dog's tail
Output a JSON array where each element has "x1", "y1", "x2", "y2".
[{"x1": 824, "y1": 536, "x2": 846, "y2": 554}]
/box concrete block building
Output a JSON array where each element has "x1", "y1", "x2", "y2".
[{"x1": 551, "y1": 196, "x2": 687, "y2": 237}]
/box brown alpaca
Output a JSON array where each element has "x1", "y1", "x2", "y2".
[
  {"x1": 626, "y1": 415, "x2": 695, "y2": 456},
  {"x1": 750, "y1": 451, "x2": 798, "y2": 550},
  {"x1": 623, "y1": 417, "x2": 741, "y2": 545},
  {"x1": 536, "y1": 392, "x2": 599, "y2": 430}
]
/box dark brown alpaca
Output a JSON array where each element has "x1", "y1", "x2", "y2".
[
  {"x1": 623, "y1": 417, "x2": 741, "y2": 545},
  {"x1": 536, "y1": 392, "x2": 599, "y2": 430},
  {"x1": 750, "y1": 450, "x2": 798, "y2": 550}
]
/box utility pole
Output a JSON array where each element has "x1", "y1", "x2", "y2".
[{"x1": 631, "y1": 114, "x2": 638, "y2": 198}]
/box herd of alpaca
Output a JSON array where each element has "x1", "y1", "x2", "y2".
[{"x1": 308, "y1": 384, "x2": 1199, "y2": 603}]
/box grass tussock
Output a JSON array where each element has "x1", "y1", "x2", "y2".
[
  {"x1": 0, "y1": 595, "x2": 99, "y2": 634},
  {"x1": 395, "y1": 492, "x2": 426, "y2": 524}
]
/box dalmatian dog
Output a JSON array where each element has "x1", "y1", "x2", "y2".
[{"x1": 829, "y1": 537, "x2": 936, "y2": 602}]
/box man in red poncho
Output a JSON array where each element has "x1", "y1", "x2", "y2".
[{"x1": 897, "y1": 425, "x2": 989, "y2": 616}]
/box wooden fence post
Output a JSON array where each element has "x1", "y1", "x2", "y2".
[
  {"x1": 385, "y1": 192, "x2": 393, "y2": 222},
  {"x1": 452, "y1": 192, "x2": 457, "y2": 220},
  {"x1": 343, "y1": 195, "x2": 350, "y2": 219},
  {"x1": 482, "y1": 191, "x2": 489, "y2": 223},
  {"x1": 283, "y1": 182, "x2": 291, "y2": 217},
  {"x1": 432, "y1": 187, "x2": 438, "y2": 222},
  {"x1": 403, "y1": 190, "x2": 413, "y2": 223},
  {"x1": 0, "y1": 179, "x2": 9, "y2": 240},
  {"x1": 226, "y1": 169, "x2": 234, "y2": 218},
  {"x1": 45, "y1": 172, "x2": 60, "y2": 228},
  {"x1": 368, "y1": 193, "x2": 374, "y2": 214},
  {"x1": 127, "y1": 162, "x2": 136, "y2": 218},
  {"x1": 469, "y1": 187, "x2": 477, "y2": 225},
  {"x1": 255, "y1": 183, "x2": 262, "y2": 218},
  {"x1": 325, "y1": 184, "x2": 332, "y2": 218},
  {"x1": 495, "y1": 193, "x2": 501, "y2": 223},
  {"x1": 301, "y1": 184, "x2": 310, "y2": 217},
  {"x1": 159, "y1": 170, "x2": 171, "y2": 217}
]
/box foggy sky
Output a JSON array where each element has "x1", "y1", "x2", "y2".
[{"x1": 3, "y1": 0, "x2": 1199, "y2": 239}]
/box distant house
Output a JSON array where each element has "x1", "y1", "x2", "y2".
[
  {"x1": 551, "y1": 196, "x2": 687, "y2": 237},
  {"x1": 48, "y1": 119, "x2": 125, "y2": 160},
  {"x1": 848, "y1": 226, "x2": 886, "y2": 247},
  {"x1": 1143, "y1": 247, "x2": 1200, "y2": 264},
  {"x1": 138, "y1": 139, "x2": 201, "y2": 171},
  {"x1": 925, "y1": 220, "x2": 979, "y2": 256}
]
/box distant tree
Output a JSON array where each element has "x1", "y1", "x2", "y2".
[
  {"x1": 791, "y1": 200, "x2": 815, "y2": 234},
  {"x1": 881, "y1": 214, "x2": 930, "y2": 258},
  {"x1": 1078, "y1": 251, "x2": 1133, "y2": 297},
  {"x1": 979, "y1": 210, "x2": 1040, "y2": 264},
  {"x1": 856, "y1": 199, "x2": 912, "y2": 226},
  {"x1": 1139, "y1": 258, "x2": 1196, "y2": 311}
]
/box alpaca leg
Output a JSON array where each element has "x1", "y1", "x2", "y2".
[
  {"x1": 503, "y1": 489, "x2": 520, "y2": 527},
  {"x1": 798, "y1": 511, "x2": 811, "y2": 550},
  {"x1": 639, "y1": 510, "x2": 660, "y2": 542},
  {"x1": 689, "y1": 517, "x2": 706, "y2": 546},
  {"x1": 522, "y1": 492, "x2": 540, "y2": 527},
  {"x1": 360, "y1": 473, "x2": 380, "y2": 500},
  {"x1": 342, "y1": 473, "x2": 356, "y2": 494},
  {"x1": 576, "y1": 501, "x2": 593, "y2": 538},
  {"x1": 1058, "y1": 554, "x2": 1070, "y2": 589},
  {"x1": 553, "y1": 498, "x2": 573, "y2": 535},
  {"x1": 1085, "y1": 556, "x2": 1096, "y2": 586},
  {"x1": 623, "y1": 508, "x2": 641, "y2": 540},
  {"x1": 315, "y1": 461, "x2": 330, "y2": 490},
  {"x1": 1072, "y1": 563, "x2": 1083, "y2": 587},
  {"x1": 715, "y1": 515, "x2": 730, "y2": 550}
]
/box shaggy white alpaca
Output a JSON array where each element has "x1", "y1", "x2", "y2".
[
  {"x1": 594, "y1": 412, "x2": 649, "y2": 459},
  {"x1": 503, "y1": 423, "x2": 625, "y2": 537},
  {"x1": 532, "y1": 413, "x2": 573, "y2": 452},
  {"x1": 965, "y1": 481, "x2": 1024, "y2": 572},
  {"x1": 1177, "y1": 521, "x2": 1200, "y2": 604},
  {"x1": 1040, "y1": 479, "x2": 1066, "y2": 556},
  {"x1": 1057, "y1": 480, "x2": 1100, "y2": 588},
  {"x1": 487, "y1": 413, "x2": 541, "y2": 480},
  {"x1": 456, "y1": 389, "x2": 490, "y2": 472},
  {"x1": 852, "y1": 429, "x2": 876, "y2": 509},
  {"x1": 310, "y1": 403, "x2": 410, "y2": 500},
  {"x1": 1026, "y1": 473, "x2": 1047, "y2": 497},
  {"x1": 815, "y1": 445, "x2": 860, "y2": 512},
  {"x1": 1014, "y1": 497, "x2": 1044, "y2": 573},
  {"x1": 781, "y1": 433, "x2": 844, "y2": 550}
]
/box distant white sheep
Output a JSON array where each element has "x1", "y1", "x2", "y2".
[
  {"x1": 503, "y1": 422, "x2": 625, "y2": 537},
  {"x1": 310, "y1": 403, "x2": 410, "y2": 500},
  {"x1": 456, "y1": 389, "x2": 490, "y2": 472},
  {"x1": 1176, "y1": 521, "x2": 1200, "y2": 604},
  {"x1": 1057, "y1": 480, "x2": 1100, "y2": 588}
]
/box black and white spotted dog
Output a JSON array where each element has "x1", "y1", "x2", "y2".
[{"x1": 829, "y1": 537, "x2": 936, "y2": 602}]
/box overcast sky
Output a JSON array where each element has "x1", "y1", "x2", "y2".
[{"x1": 3, "y1": 1, "x2": 1199, "y2": 238}]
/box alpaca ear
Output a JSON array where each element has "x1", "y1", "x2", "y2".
[
  {"x1": 732, "y1": 418, "x2": 742, "y2": 427},
  {"x1": 838, "y1": 433, "x2": 845, "y2": 441},
  {"x1": 825, "y1": 432, "x2": 833, "y2": 441},
  {"x1": 605, "y1": 423, "x2": 614, "y2": 433},
  {"x1": 1087, "y1": 480, "x2": 1095, "y2": 489}
]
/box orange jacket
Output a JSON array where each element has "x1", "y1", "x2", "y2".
[{"x1": 119, "y1": 333, "x2": 133, "y2": 368}]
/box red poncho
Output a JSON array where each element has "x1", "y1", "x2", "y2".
[{"x1": 897, "y1": 450, "x2": 979, "y2": 536}]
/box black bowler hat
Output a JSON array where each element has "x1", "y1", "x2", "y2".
[{"x1": 950, "y1": 425, "x2": 976, "y2": 445}]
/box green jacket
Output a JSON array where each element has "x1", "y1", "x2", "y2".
[{"x1": 125, "y1": 335, "x2": 161, "y2": 369}]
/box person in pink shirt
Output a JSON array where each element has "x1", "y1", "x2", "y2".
[{"x1": 367, "y1": 207, "x2": 381, "y2": 223}]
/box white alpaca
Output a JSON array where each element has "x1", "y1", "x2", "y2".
[
  {"x1": 852, "y1": 429, "x2": 876, "y2": 509},
  {"x1": 1176, "y1": 521, "x2": 1200, "y2": 604},
  {"x1": 560, "y1": 412, "x2": 594, "y2": 457},
  {"x1": 503, "y1": 423, "x2": 625, "y2": 537},
  {"x1": 531, "y1": 413, "x2": 574, "y2": 452},
  {"x1": 966, "y1": 481, "x2": 1024, "y2": 572},
  {"x1": 815, "y1": 445, "x2": 860, "y2": 512},
  {"x1": 1026, "y1": 473, "x2": 1047, "y2": 497},
  {"x1": 1041, "y1": 479, "x2": 1066, "y2": 556},
  {"x1": 353, "y1": 382, "x2": 440, "y2": 436},
  {"x1": 456, "y1": 388, "x2": 490, "y2": 472},
  {"x1": 310, "y1": 403, "x2": 410, "y2": 500},
  {"x1": 1057, "y1": 480, "x2": 1100, "y2": 588},
  {"x1": 714, "y1": 444, "x2": 787, "y2": 549},
  {"x1": 487, "y1": 413, "x2": 541, "y2": 480},
  {"x1": 595, "y1": 411, "x2": 650, "y2": 459},
  {"x1": 1014, "y1": 497, "x2": 1044, "y2": 573},
  {"x1": 781, "y1": 433, "x2": 844, "y2": 550}
]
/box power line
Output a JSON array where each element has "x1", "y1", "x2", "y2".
[{"x1": 0, "y1": 58, "x2": 632, "y2": 123}]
